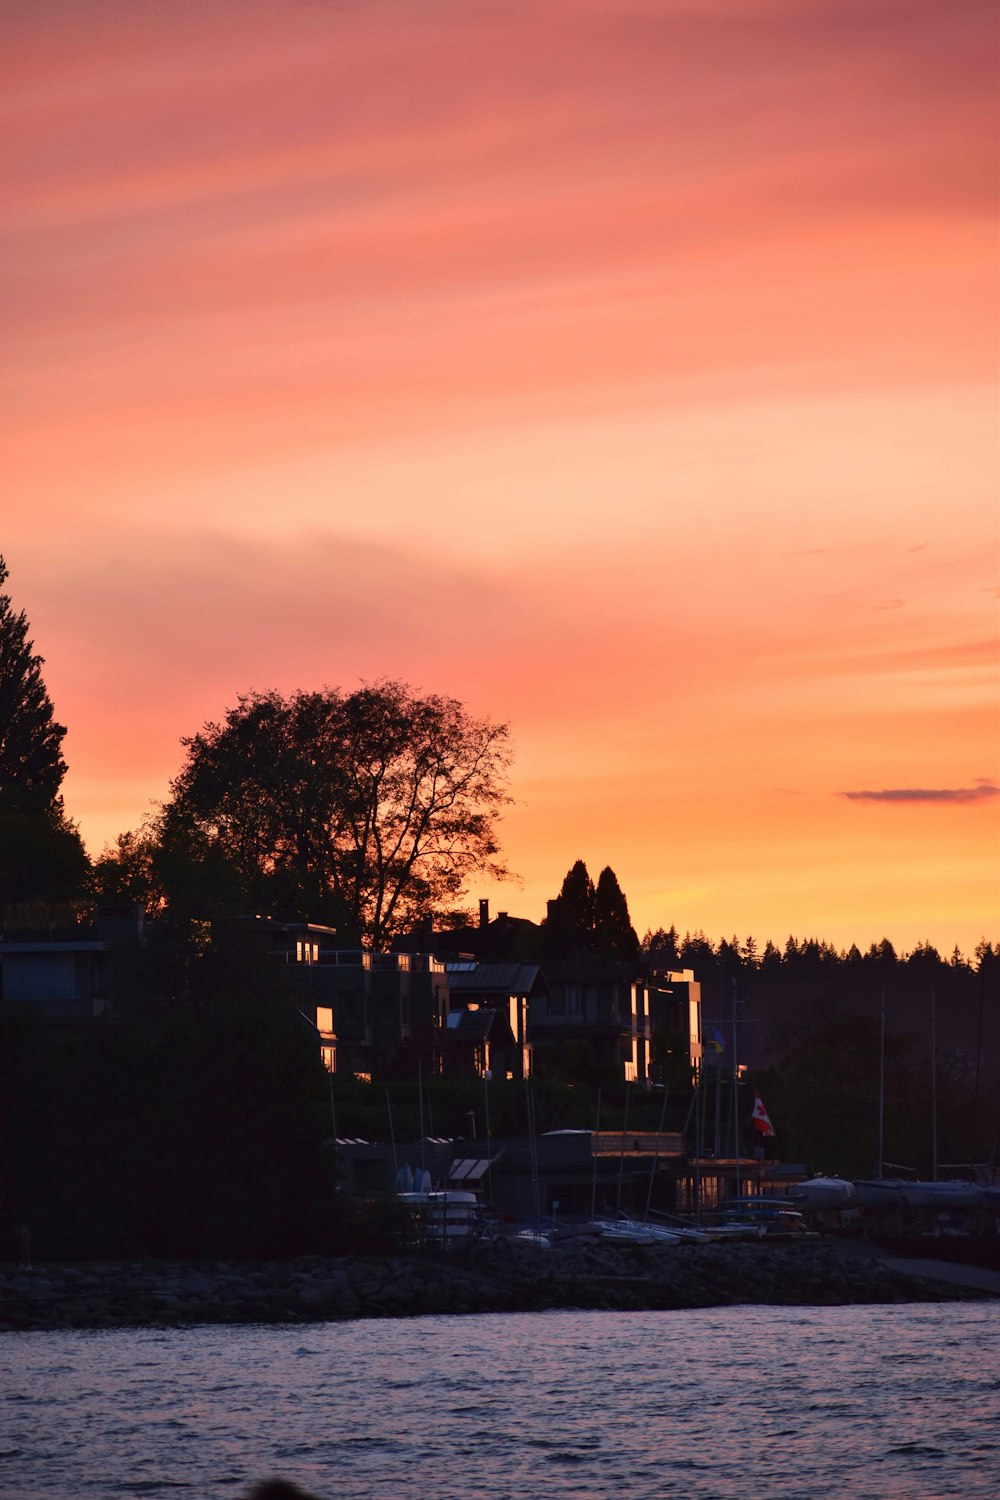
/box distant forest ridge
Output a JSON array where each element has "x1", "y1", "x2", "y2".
[{"x1": 639, "y1": 927, "x2": 998, "y2": 974}]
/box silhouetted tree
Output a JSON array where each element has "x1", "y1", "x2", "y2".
[
  {"x1": 543, "y1": 859, "x2": 596, "y2": 955},
  {"x1": 642, "y1": 923, "x2": 681, "y2": 965},
  {"x1": 559, "y1": 859, "x2": 596, "y2": 933},
  {"x1": 593, "y1": 866, "x2": 638, "y2": 962},
  {"x1": 0, "y1": 556, "x2": 87, "y2": 908},
  {"x1": 0, "y1": 556, "x2": 68, "y2": 807},
  {"x1": 128, "y1": 682, "x2": 511, "y2": 945},
  {"x1": 679, "y1": 929, "x2": 715, "y2": 971},
  {"x1": 91, "y1": 823, "x2": 161, "y2": 907}
]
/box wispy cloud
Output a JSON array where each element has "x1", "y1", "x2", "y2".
[{"x1": 841, "y1": 781, "x2": 999, "y2": 805}]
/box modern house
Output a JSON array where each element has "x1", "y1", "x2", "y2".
[
  {"x1": 0, "y1": 908, "x2": 146, "y2": 1023},
  {"x1": 262, "y1": 937, "x2": 448, "y2": 1081},
  {"x1": 443, "y1": 961, "x2": 543, "y2": 1080},
  {"x1": 0, "y1": 934, "x2": 113, "y2": 1022},
  {"x1": 528, "y1": 954, "x2": 652, "y2": 1085}
]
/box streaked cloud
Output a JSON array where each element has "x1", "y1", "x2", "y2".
[{"x1": 841, "y1": 782, "x2": 999, "y2": 805}]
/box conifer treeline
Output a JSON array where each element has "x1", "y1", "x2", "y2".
[{"x1": 642, "y1": 924, "x2": 999, "y2": 979}]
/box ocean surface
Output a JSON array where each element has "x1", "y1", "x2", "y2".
[{"x1": 3, "y1": 1303, "x2": 999, "y2": 1499}]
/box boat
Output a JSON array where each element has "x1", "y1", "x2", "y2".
[
  {"x1": 706, "y1": 1197, "x2": 812, "y2": 1240},
  {"x1": 790, "y1": 1176, "x2": 857, "y2": 1210},
  {"x1": 853, "y1": 1179, "x2": 986, "y2": 1211},
  {"x1": 397, "y1": 1189, "x2": 483, "y2": 1246},
  {"x1": 853, "y1": 1179, "x2": 904, "y2": 1209},
  {"x1": 897, "y1": 1180, "x2": 985, "y2": 1210},
  {"x1": 591, "y1": 1214, "x2": 708, "y2": 1246}
]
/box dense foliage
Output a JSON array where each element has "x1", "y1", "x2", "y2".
[
  {"x1": 94, "y1": 682, "x2": 512, "y2": 946},
  {"x1": 0, "y1": 929, "x2": 338, "y2": 1260}
]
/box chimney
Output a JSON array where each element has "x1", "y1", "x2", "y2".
[{"x1": 479, "y1": 899, "x2": 489, "y2": 929}]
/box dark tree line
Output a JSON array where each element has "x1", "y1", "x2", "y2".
[{"x1": 643, "y1": 924, "x2": 1000, "y2": 1177}]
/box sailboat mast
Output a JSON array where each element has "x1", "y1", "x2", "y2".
[
  {"x1": 876, "y1": 986, "x2": 885, "y2": 1180},
  {"x1": 930, "y1": 986, "x2": 938, "y2": 1182},
  {"x1": 731, "y1": 976, "x2": 741, "y2": 1200}
]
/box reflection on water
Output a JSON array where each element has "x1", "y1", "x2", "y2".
[{"x1": 4, "y1": 1303, "x2": 999, "y2": 1499}]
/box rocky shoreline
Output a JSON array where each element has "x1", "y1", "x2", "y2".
[{"x1": 2, "y1": 1236, "x2": 994, "y2": 1332}]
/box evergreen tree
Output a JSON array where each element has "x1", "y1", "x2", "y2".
[
  {"x1": 0, "y1": 557, "x2": 68, "y2": 808},
  {"x1": 642, "y1": 923, "x2": 681, "y2": 965},
  {"x1": 543, "y1": 859, "x2": 596, "y2": 955},
  {"x1": 0, "y1": 557, "x2": 87, "y2": 908},
  {"x1": 558, "y1": 859, "x2": 596, "y2": 934},
  {"x1": 593, "y1": 865, "x2": 639, "y2": 962}
]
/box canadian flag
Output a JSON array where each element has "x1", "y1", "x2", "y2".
[{"x1": 751, "y1": 1091, "x2": 775, "y2": 1136}]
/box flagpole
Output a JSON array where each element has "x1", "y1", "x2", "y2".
[{"x1": 731, "y1": 977, "x2": 741, "y2": 1201}]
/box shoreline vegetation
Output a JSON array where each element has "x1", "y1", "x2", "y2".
[{"x1": 2, "y1": 1237, "x2": 995, "y2": 1333}]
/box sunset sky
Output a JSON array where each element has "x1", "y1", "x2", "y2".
[{"x1": 4, "y1": 0, "x2": 998, "y2": 956}]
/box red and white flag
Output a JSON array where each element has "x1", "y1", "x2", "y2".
[{"x1": 751, "y1": 1091, "x2": 775, "y2": 1136}]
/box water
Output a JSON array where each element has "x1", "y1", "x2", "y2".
[{"x1": 3, "y1": 1304, "x2": 999, "y2": 1499}]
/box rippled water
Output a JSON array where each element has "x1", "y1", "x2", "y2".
[{"x1": 3, "y1": 1304, "x2": 999, "y2": 1499}]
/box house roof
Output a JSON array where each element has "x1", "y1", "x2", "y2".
[
  {"x1": 446, "y1": 963, "x2": 547, "y2": 996},
  {"x1": 446, "y1": 1007, "x2": 498, "y2": 1042}
]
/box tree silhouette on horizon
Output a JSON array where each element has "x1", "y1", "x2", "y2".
[{"x1": 0, "y1": 556, "x2": 88, "y2": 909}]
